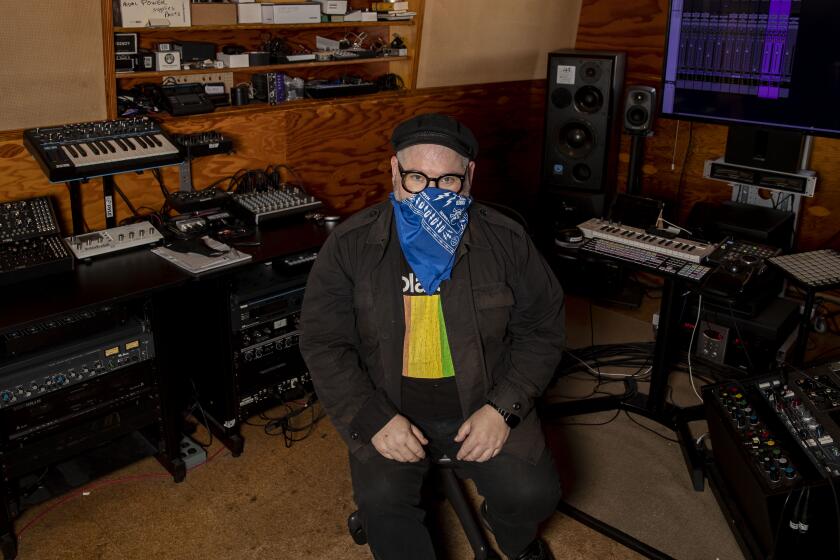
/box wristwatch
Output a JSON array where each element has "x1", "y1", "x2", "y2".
[{"x1": 487, "y1": 400, "x2": 521, "y2": 428}]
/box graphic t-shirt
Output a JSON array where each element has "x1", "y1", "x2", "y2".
[{"x1": 400, "y1": 256, "x2": 462, "y2": 422}]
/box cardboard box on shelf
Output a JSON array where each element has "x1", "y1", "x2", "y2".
[{"x1": 191, "y1": 3, "x2": 238, "y2": 26}]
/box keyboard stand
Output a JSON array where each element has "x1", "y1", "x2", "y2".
[
  {"x1": 103, "y1": 176, "x2": 117, "y2": 229},
  {"x1": 68, "y1": 180, "x2": 84, "y2": 235},
  {"x1": 541, "y1": 267, "x2": 707, "y2": 492},
  {"x1": 66, "y1": 176, "x2": 117, "y2": 235}
]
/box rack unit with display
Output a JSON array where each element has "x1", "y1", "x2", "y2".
[{"x1": 103, "y1": 0, "x2": 425, "y2": 118}]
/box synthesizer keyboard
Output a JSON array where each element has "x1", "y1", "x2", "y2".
[
  {"x1": 230, "y1": 187, "x2": 323, "y2": 224},
  {"x1": 578, "y1": 218, "x2": 715, "y2": 264},
  {"x1": 579, "y1": 237, "x2": 711, "y2": 282},
  {"x1": 23, "y1": 116, "x2": 184, "y2": 183}
]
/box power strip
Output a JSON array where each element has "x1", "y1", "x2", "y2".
[
  {"x1": 179, "y1": 435, "x2": 207, "y2": 469},
  {"x1": 164, "y1": 72, "x2": 234, "y2": 93}
]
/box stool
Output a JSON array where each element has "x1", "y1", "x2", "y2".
[{"x1": 347, "y1": 460, "x2": 500, "y2": 560}]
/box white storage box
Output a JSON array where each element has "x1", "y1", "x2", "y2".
[
  {"x1": 316, "y1": 0, "x2": 348, "y2": 15},
  {"x1": 216, "y1": 52, "x2": 250, "y2": 68},
  {"x1": 237, "y1": 3, "x2": 263, "y2": 23},
  {"x1": 272, "y1": 3, "x2": 321, "y2": 24}
]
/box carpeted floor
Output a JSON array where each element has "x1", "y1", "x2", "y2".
[{"x1": 13, "y1": 294, "x2": 750, "y2": 559}]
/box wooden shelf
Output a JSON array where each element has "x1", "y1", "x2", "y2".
[
  {"x1": 151, "y1": 89, "x2": 408, "y2": 123},
  {"x1": 115, "y1": 56, "x2": 409, "y2": 80},
  {"x1": 114, "y1": 21, "x2": 413, "y2": 33},
  {"x1": 102, "y1": 0, "x2": 424, "y2": 119}
]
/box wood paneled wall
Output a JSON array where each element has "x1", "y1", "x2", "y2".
[
  {"x1": 577, "y1": 0, "x2": 840, "y2": 250},
  {"x1": 0, "y1": 82, "x2": 546, "y2": 234}
]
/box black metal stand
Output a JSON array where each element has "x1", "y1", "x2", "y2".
[
  {"x1": 67, "y1": 180, "x2": 84, "y2": 235},
  {"x1": 542, "y1": 276, "x2": 707, "y2": 490},
  {"x1": 102, "y1": 176, "x2": 116, "y2": 229},
  {"x1": 66, "y1": 176, "x2": 118, "y2": 234},
  {"x1": 793, "y1": 287, "x2": 816, "y2": 366},
  {"x1": 626, "y1": 133, "x2": 646, "y2": 195},
  {"x1": 556, "y1": 501, "x2": 677, "y2": 560}
]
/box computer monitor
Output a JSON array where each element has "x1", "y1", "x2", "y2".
[{"x1": 660, "y1": 0, "x2": 840, "y2": 139}]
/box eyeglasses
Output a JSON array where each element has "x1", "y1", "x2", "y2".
[{"x1": 397, "y1": 163, "x2": 468, "y2": 194}]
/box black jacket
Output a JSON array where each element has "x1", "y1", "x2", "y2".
[{"x1": 299, "y1": 200, "x2": 565, "y2": 463}]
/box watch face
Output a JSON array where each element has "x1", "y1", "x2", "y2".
[{"x1": 490, "y1": 401, "x2": 520, "y2": 428}]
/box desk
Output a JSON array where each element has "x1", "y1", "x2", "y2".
[{"x1": 0, "y1": 217, "x2": 332, "y2": 560}]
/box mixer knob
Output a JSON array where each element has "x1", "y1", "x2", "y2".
[
  {"x1": 255, "y1": 348, "x2": 263, "y2": 358},
  {"x1": 736, "y1": 414, "x2": 747, "y2": 429},
  {"x1": 784, "y1": 466, "x2": 796, "y2": 479},
  {"x1": 749, "y1": 414, "x2": 759, "y2": 426},
  {"x1": 244, "y1": 351, "x2": 254, "y2": 361},
  {"x1": 769, "y1": 466, "x2": 780, "y2": 482},
  {"x1": 0, "y1": 391, "x2": 13, "y2": 403}
]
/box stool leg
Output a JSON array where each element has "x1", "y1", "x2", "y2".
[{"x1": 439, "y1": 470, "x2": 499, "y2": 560}]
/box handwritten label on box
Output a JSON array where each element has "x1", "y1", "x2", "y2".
[{"x1": 119, "y1": 0, "x2": 191, "y2": 28}]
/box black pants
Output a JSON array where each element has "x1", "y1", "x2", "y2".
[{"x1": 349, "y1": 417, "x2": 561, "y2": 560}]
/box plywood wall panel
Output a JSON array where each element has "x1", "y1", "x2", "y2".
[{"x1": 0, "y1": 82, "x2": 546, "y2": 233}]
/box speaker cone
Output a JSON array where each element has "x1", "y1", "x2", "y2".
[
  {"x1": 574, "y1": 86, "x2": 603, "y2": 114},
  {"x1": 551, "y1": 88, "x2": 573, "y2": 109},
  {"x1": 572, "y1": 164, "x2": 592, "y2": 182},
  {"x1": 556, "y1": 121, "x2": 595, "y2": 159},
  {"x1": 626, "y1": 106, "x2": 649, "y2": 127}
]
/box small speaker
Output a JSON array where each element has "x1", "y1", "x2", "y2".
[
  {"x1": 175, "y1": 41, "x2": 217, "y2": 63},
  {"x1": 725, "y1": 125, "x2": 804, "y2": 173},
  {"x1": 623, "y1": 85, "x2": 657, "y2": 134},
  {"x1": 540, "y1": 49, "x2": 626, "y2": 218}
]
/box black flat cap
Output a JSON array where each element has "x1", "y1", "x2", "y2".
[{"x1": 391, "y1": 113, "x2": 479, "y2": 160}]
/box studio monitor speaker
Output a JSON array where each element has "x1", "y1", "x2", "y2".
[
  {"x1": 541, "y1": 50, "x2": 625, "y2": 217},
  {"x1": 623, "y1": 85, "x2": 657, "y2": 133}
]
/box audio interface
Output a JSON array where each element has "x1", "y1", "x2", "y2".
[{"x1": 0, "y1": 320, "x2": 154, "y2": 409}]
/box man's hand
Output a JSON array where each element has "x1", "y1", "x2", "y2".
[
  {"x1": 454, "y1": 404, "x2": 510, "y2": 462},
  {"x1": 371, "y1": 414, "x2": 429, "y2": 462}
]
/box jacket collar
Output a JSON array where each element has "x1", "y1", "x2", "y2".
[{"x1": 365, "y1": 199, "x2": 491, "y2": 262}]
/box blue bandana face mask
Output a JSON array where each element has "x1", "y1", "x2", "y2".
[{"x1": 389, "y1": 187, "x2": 472, "y2": 294}]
